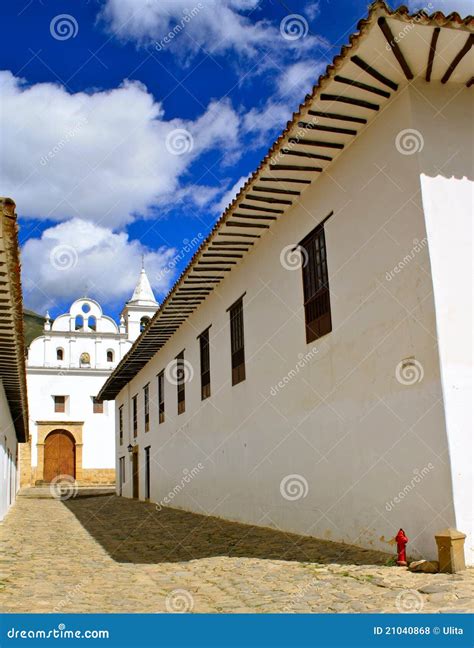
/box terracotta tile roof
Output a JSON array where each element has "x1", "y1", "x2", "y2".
[
  {"x1": 0, "y1": 198, "x2": 29, "y2": 442},
  {"x1": 97, "y1": 1, "x2": 473, "y2": 401}
]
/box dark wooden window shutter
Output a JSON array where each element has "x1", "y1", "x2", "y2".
[
  {"x1": 300, "y1": 223, "x2": 332, "y2": 343},
  {"x1": 199, "y1": 328, "x2": 211, "y2": 400},
  {"x1": 229, "y1": 298, "x2": 246, "y2": 385},
  {"x1": 158, "y1": 371, "x2": 165, "y2": 424},
  {"x1": 176, "y1": 351, "x2": 185, "y2": 414}
]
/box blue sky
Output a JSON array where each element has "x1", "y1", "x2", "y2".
[{"x1": 2, "y1": 0, "x2": 470, "y2": 320}]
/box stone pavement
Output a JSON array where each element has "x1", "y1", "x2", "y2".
[{"x1": 1, "y1": 495, "x2": 472, "y2": 613}]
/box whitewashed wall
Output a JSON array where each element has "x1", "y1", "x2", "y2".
[
  {"x1": 115, "y1": 84, "x2": 470, "y2": 562},
  {"x1": 412, "y1": 82, "x2": 473, "y2": 564},
  {"x1": 0, "y1": 380, "x2": 19, "y2": 520}
]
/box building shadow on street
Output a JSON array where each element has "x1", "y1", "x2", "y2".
[{"x1": 63, "y1": 495, "x2": 392, "y2": 566}]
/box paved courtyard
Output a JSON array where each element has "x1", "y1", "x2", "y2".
[{"x1": 1, "y1": 494, "x2": 472, "y2": 613}]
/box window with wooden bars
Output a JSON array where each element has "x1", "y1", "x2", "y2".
[
  {"x1": 300, "y1": 223, "x2": 332, "y2": 343},
  {"x1": 144, "y1": 383, "x2": 150, "y2": 432},
  {"x1": 132, "y1": 395, "x2": 138, "y2": 437},
  {"x1": 176, "y1": 351, "x2": 185, "y2": 415},
  {"x1": 92, "y1": 397, "x2": 104, "y2": 414},
  {"x1": 158, "y1": 371, "x2": 165, "y2": 423},
  {"x1": 119, "y1": 406, "x2": 123, "y2": 446},
  {"x1": 199, "y1": 327, "x2": 211, "y2": 400},
  {"x1": 54, "y1": 395, "x2": 66, "y2": 413},
  {"x1": 229, "y1": 298, "x2": 245, "y2": 386}
]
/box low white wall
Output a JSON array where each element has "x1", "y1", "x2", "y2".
[
  {"x1": 0, "y1": 380, "x2": 19, "y2": 520},
  {"x1": 115, "y1": 85, "x2": 463, "y2": 562}
]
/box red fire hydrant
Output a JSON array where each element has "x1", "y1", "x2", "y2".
[{"x1": 396, "y1": 528, "x2": 408, "y2": 566}]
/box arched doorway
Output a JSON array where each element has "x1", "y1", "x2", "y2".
[{"x1": 43, "y1": 430, "x2": 76, "y2": 482}]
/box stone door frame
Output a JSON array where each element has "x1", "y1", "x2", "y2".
[{"x1": 36, "y1": 421, "x2": 84, "y2": 483}]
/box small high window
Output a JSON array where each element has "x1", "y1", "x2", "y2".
[
  {"x1": 199, "y1": 327, "x2": 211, "y2": 400},
  {"x1": 119, "y1": 406, "x2": 124, "y2": 446},
  {"x1": 176, "y1": 351, "x2": 185, "y2": 415},
  {"x1": 92, "y1": 397, "x2": 104, "y2": 414},
  {"x1": 75, "y1": 315, "x2": 83, "y2": 330},
  {"x1": 106, "y1": 350, "x2": 114, "y2": 362},
  {"x1": 88, "y1": 316, "x2": 97, "y2": 331},
  {"x1": 140, "y1": 316, "x2": 150, "y2": 332},
  {"x1": 158, "y1": 371, "x2": 165, "y2": 424},
  {"x1": 144, "y1": 383, "x2": 150, "y2": 432},
  {"x1": 132, "y1": 395, "x2": 138, "y2": 437},
  {"x1": 56, "y1": 348, "x2": 64, "y2": 361},
  {"x1": 300, "y1": 222, "x2": 332, "y2": 343},
  {"x1": 229, "y1": 298, "x2": 245, "y2": 386},
  {"x1": 54, "y1": 395, "x2": 66, "y2": 413}
]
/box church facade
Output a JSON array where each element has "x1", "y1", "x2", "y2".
[
  {"x1": 98, "y1": 4, "x2": 473, "y2": 563},
  {"x1": 21, "y1": 268, "x2": 158, "y2": 486}
]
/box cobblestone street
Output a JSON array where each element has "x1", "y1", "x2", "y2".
[{"x1": 1, "y1": 495, "x2": 472, "y2": 614}]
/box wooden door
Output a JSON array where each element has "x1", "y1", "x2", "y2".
[
  {"x1": 132, "y1": 451, "x2": 139, "y2": 499},
  {"x1": 44, "y1": 431, "x2": 75, "y2": 482}
]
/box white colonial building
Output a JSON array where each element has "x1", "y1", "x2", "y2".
[
  {"x1": 98, "y1": 3, "x2": 473, "y2": 564},
  {"x1": 22, "y1": 268, "x2": 158, "y2": 485}
]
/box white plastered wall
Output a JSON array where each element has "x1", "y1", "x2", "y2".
[{"x1": 115, "y1": 85, "x2": 464, "y2": 561}]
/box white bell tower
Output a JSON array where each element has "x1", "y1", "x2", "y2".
[{"x1": 121, "y1": 260, "x2": 159, "y2": 342}]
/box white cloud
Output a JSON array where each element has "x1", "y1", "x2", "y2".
[
  {"x1": 0, "y1": 71, "x2": 240, "y2": 227},
  {"x1": 242, "y1": 59, "x2": 326, "y2": 144},
  {"x1": 276, "y1": 60, "x2": 326, "y2": 99},
  {"x1": 21, "y1": 219, "x2": 177, "y2": 313},
  {"x1": 215, "y1": 174, "x2": 251, "y2": 213},
  {"x1": 99, "y1": 0, "x2": 325, "y2": 59},
  {"x1": 305, "y1": 2, "x2": 321, "y2": 21},
  {"x1": 407, "y1": 0, "x2": 472, "y2": 14}
]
